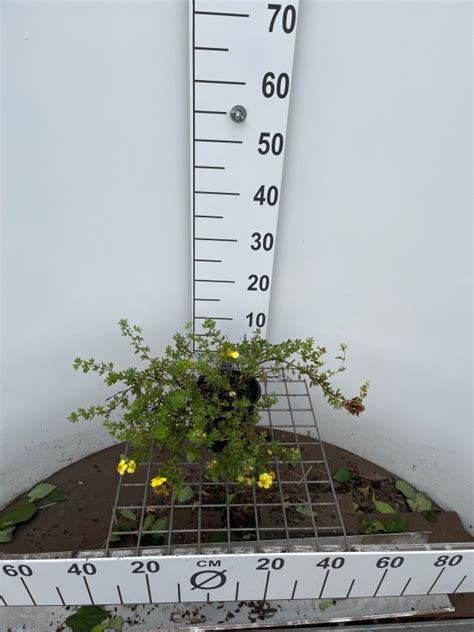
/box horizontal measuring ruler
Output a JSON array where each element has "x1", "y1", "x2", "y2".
[
  {"x1": 190, "y1": 0, "x2": 299, "y2": 343},
  {"x1": 1, "y1": 550, "x2": 472, "y2": 606}
]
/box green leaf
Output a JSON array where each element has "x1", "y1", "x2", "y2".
[
  {"x1": 395, "y1": 479, "x2": 416, "y2": 500},
  {"x1": 227, "y1": 493, "x2": 236, "y2": 504},
  {"x1": 109, "y1": 533, "x2": 122, "y2": 542},
  {"x1": 373, "y1": 499, "x2": 396, "y2": 514},
  {"x1": 27, "y1": 483, "x2": 57, "y2": 502},
  {"x1": 175, "y1": 485, "x2": 194, "y2": 503},
  {"x1": 407, "y1": 493, "x2": 432, "y2": 513},
  {"x1": 359, "y1": 519, "x2": 387, "y2": 535},
  {"x1": 0, "y1": 501, "x2": 38, "y2": 529},
  {"x1": 295, "y1": 505, "x2": 315, "y2": 518},
  {"x1": 91, "y1": 616, "x2": 124, "y2": 632},
  {"x1": 48, "y1": 489, "x2": 67, "y2": 502},
  {"x1": 152, "y1": 517, "x2": 168, "y2": 532},
  {"x1": 64, "y1": 606, "x2": 110, "y2": 632},
  {"x1": 0, "y1": 526, "x2": 15, "y2": 543},
  {"x1": 359, "y1": 517, "x2": 407, "y2": 535},
  {"x1": 332, "y1": 468, "x2": 352, "y2": 483},
  {"x1": 209, "y1": 531, "x2": 227, "y2": 543},
  {"x1": 319, "y1": 601, "x2": 335, "y2": 611},
  {"x1": 422, "y1": 509, "x2": 438, "y2": 522},
  {"x1": 143, "y1": 514, "x2": 156, "y2": 531},
  {"x1": 384, "y1": 517, "x2": 407, "y2": 533},
  {"x1": 118, "y1": 508, "x2": 136, "y2": 521}
]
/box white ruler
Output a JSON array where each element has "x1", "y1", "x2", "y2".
[
  {"x1": 1, "y1": 550, "x2": 472, "y2": 606},
  {"x1": 190, "y1": 0, "x2": 299, "y2": 342}
]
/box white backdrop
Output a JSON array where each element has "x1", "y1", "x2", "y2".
[{"x1": 2, "y1": 1, "x2": 472, "y2": 533}]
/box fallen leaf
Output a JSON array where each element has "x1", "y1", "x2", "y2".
[
  {"x1": 64, "y1": 606, "x2": 109, "y2": 632},
  {"x1": 395, "y1": 479, "x2": 416, "y2": 500},
  {"x1": 27, "y1": 483, "x2": 57, "y2": 502},
  {"x1": 332, "y1": 468, "x2": 352, "y2": 483},
  {"x1": 0, "y1": 526, "x2": 15, "y2": 543},
  {"x1": 0, "y1": 501, "x2": 38, "y2": 529}
]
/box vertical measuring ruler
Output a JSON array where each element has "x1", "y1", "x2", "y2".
[{"x1": 190, "y1": 0, "x2": 299, "y2": 343}]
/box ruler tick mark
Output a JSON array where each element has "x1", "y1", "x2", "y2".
[
  {"x1": 400, "y1": 577, "x2": 412, "y2": 596},
  {"x1": 21, "y1": 578, "x2": 36, "y2": 606},
  {"x1": 195, "y1": 191, "x2": 239, "y2": 196},
  {"x1": 196, "y1": 79, "x2": 246, "y2": 86},
  {"x1": 235, "y1": 581, "x2": 240, "y2": 600},
  {"x1": 195, "y1": 215, "x2": 223, "y2": 219},
  {"x1": 195, "y1": 10, "x2": 250, "y2": 18},
  {"x1": 291, "y1": 580, "x2": 298, "y2": 600},
  {"x1": 195, "y1": 46, "x2": 229, "y2": 52},
  {"x1": 374, "y1": 569, "x2": 388, "y2": 597},
  {"x1": 206, "y1": 592, "x2": 210, "y2": 603},
  {"x1": 195, "y1": 165, "x2": 225, "y2": 170},
  {"x1": 195, "y1": 258, "x2": 223, "y2": 262},
  {"x1": 195, "y1": 279, "x2": 235, "y2": 283},
  {"x1": 263, "y1": 570, "x2": 271, "y2": 601},
  {"x1": 195, "y1": 138, "x2": 242, "y2": 144},
  {"x1": 117, "y1": 585, "x2": 124, "y2": 605},
  {"x1": 56, "y1": 586, "x2": 65, "y2": 606},
  {"x1": 453, "y1": 575, "x2": 467, "y2": 593},
  {"x1": 177, "y1": 583, "x2": 182, "y2": 602},
  {"x1": 195, "y1": 112, "x2": 227, "y2": 116},
  {"x1": 145, "y1": 574, "x2": 152, "y2": 603},
  {"x1": 196, "y1": 316, "x2": 233, "y2": 321},
  {"x1": 428, "y1": 568, "x2": 445, "y2": 594},
  {"x1": 83, "y1": 577, "x2": 94, "y2": 605},
  {"x1": 195, "y1": 297, "x2": 221, "y2": 301},
  {"x1": 318, "y1": 570, "x2": 330, "y2": 599},
  {"x1": 346, "y1": 578, "x2": 355, "y2": 598},
  {"x1": 195, "y1": 238, "x2": 237, "y2": 242}
]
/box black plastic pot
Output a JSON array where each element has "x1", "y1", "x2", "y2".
[{"x1": 197, "y1": 370, "x2": 262, "y2": 453}]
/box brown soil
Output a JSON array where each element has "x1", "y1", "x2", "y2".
[{"x1": 1, "y1": 433, "x2": 472, "y2": 619}]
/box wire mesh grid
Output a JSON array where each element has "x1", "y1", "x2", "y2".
[{"x1": 105, "y1": 375, "x2": 348, "y2": 556}]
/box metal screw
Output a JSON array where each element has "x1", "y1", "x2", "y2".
[{"x1": 230, "y1": 105, "x2": 247, "y2": 123}]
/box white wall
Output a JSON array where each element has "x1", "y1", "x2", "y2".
[{"x1": 2, "y1": 1, "x2": 472, "y2": 532}]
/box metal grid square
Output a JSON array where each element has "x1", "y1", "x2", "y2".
[{"x1": 105, "y1": 376, "x2": 348, "y2": 555}]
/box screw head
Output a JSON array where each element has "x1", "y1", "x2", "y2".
[{"x1": 230, "y1": 105, "x2": 247, "y2": 123}]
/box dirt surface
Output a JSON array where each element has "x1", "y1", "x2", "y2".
[{"x1": 1, "y1": 434, "x2": 472, "y2": 620}]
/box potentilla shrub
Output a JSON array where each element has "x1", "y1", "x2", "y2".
[{"x1": 69, "y1": 319, "x2": 368, "y2": 494}]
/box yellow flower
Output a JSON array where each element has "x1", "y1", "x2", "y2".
[
  {"x1": 117, "y1": 459, "x2": 128, "y2": 476},
  {"x1": 207, "y1": 459, "x2": 217, "y2": 470},
  {"x1": 258, "y1": 472, "x2": 274, "y2": 489},
  {"x1": 151, "y1": 476, "x2": 167, "y2": 488},
  {"x1": 117, "y1": 457, "x2": 137, "y2": 476},
  {"x1": 227, "y1": 349, "x2": 239, "y2": 359}
]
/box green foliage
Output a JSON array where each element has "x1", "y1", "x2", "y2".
[
  {"x1": 395, "y1": 479, "x2": 416, "y2": 500},
  {"x1": 70, "y1": 319, "x2": 368, "y2": 488},
  {"x1": 395, "y1": 479, "x2": 436, "y2": 519},
  {"x1": 174, "y1": 485, "x2": 194, "y2": 503},
  {"x1": 295, "y1": 504, "x2": 315, "y2": 518},
  {"x1": 118, "y1": 508, "x2": 136, "y2": 521},
  {"x1": 332, "y1": 468, "x2": 353, "y2": 483},
  {"x1": 27, "y1": 483, "x2": 57, "y2": 502},
  {"x1": 359, "y1": 517, "x2": 407, "y2": 534},
  {"x1": 64, "y1": 606, "x2": 110, "y2": 632},
  {"x1": 373, "y1": 495, "x2": 396, "y2": 514},
  {"x1": 0, "y1": 527, "x2": 15, "y2": 543},
  {"x1": 407, "y1": 493, "x2": 432, "y2": 513},
  {"x1": 0, "y1": 501, "x2": 37, "y2": 530}
]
